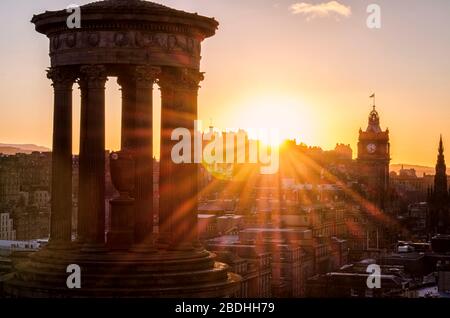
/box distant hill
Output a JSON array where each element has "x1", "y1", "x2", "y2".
[
  {"x1": 0, "y1": 143, "x2": 50, "y2": 155},
  {"x1": 390, "y1": 163, "x2": 449, "y2": 176}
]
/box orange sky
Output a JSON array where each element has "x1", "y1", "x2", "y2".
[{"x1": 1, "y1": 0, "x2": 450, "y2": 166}]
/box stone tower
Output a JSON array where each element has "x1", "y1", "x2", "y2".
[
  {"x1": 428, "y1": 135, "x2": 450, "y2": 235},
  {"x1": 357, "y1": 106, "x2": 390, "y2": 208}
]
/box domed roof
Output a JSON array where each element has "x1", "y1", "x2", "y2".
[
  {"x1": 80, "y1": 0, "x2": 189, "y2": 15},
  {"x1": 32, "y1": 0, "x2": 218, "y2": 38}
]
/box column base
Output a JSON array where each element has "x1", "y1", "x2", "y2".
[
  {"x1": 80, "y1": 243, "x2": 108, "y2": 253},
  {"x1": 46, "y1": 240, "x2": 77, "y2": 252},
  {"x1": 156, "y1": 232, "x2": 171, "y2": 249},
  {"x1": 107, "y1": 232, "x2": 135, "y2": 251},
  {"x1": 130, "y1": 234, "x2": 156, "y2": 253},
  {"x1": 2, "y1": 245, "x2": 241, "y2": 298},
  {"x1": 168, "y1": 242, "x2": 196, "y2": 252},
  {"x1": 157, "y1": 234, "x2": 202, "y2": 252},
  {"x1": 107, "y1": 197, "x2": 135, "y2": 250},
  {"x1": 129, "y1": 243, "x2": 157, "y2": 254}
]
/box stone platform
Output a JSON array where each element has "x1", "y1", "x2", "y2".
[{"x1": 3, "y1": 245, "x2": 241, "y2": 298}]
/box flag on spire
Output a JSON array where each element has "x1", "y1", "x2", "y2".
[{"x1": 370, "y1": 93, "x2": 376, "y2": 108}]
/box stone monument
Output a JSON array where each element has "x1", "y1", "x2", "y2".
[{"x1": 3, "y1": 0, "x2": 240, "y2": 297}]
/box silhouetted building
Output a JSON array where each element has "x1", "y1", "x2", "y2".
[
  {"x1": 0, "y1": 166, "x2": 20, "y2": 205},
  {"x1": 306, "y1": 271, "x2": 408, "y2": 298},
  {"x1": 214, "y1": 249, "x2": 272, "y2": 298},
  {"x1": 333, "y1": 144, "x2": 353, "y2": 161},
  {"x1": 0, "y1": 213, "x2": 15, "y2": 240},
  {"x1": 428, "y1": 136, "x2": 450, "y2": 235},
  {"x1": 390, "y1": 167, "x2": 428, "y2": 203},
  {"x1": 407, "y1": 202, "x2": 429, "y2": 236},
  {"x1": 357, "y1": 106, "x2": 390, "y2": 208},
  {"x1": 13, "y1": 205, "x2": 50, "y2": 240}
]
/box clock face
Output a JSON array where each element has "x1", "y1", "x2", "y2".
[{"x1": 367, "y1": 143, "x2": 377, "y2": 154}]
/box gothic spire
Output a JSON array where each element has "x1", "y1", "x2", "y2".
[
  {"x1": 434, "y1": 135, "x2": 448, "y2": 199},
  {"x1": 436, "y1": 135, "x2": 446, "y2": 172},
  {"x1": 429, "y1": 135, "x2": 450, "y2": 234}
]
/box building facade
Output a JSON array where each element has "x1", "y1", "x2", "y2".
[{"x1": 0, "y1": 213, "x2": 16, "y2": 240}]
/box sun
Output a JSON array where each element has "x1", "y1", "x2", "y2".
[{"x1": 236, "y1": 95, "x2": 314, "y2": 146}]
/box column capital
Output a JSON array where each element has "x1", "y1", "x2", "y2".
[
  {"x1": 135, "y1": 65, "x2": 161, "y2": 88},
  {"x1": 78, "y1": 65, "x2": 108, "y2": 89},
  {"x1": 158, "y1": 68, "x2": 204, "y2": 91},
  {"x1": 118, "y1": 65, "x2": 161, "y2": 88},
  {"x1": 116, "y1": 76, "x2": 130, "y2": 89},
  {"x1": 47, "y1": 67, "x2": 76, "y2": 90}
]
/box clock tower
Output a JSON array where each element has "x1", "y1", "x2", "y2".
[{"x1": 357, "y1": 104, "x2": 390, "y2": 208}]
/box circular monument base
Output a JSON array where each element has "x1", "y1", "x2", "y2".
[{"x1": 3, "y1": 245, "x2": 241, "y2": 298}]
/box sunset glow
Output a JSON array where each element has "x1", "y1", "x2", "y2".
[
  {"x1": 2, "y1": 0, "x2": 450, "y2": 302},
  {"x1": 234, "y1": 95, "x2": 313, "y2": 146}
]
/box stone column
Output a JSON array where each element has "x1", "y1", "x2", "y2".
[
  {"x1": 118, "y1": 66, "x2": 160, "y2": 249},
  {"x1": 158, "y1": 67, "x2": 204, "y2": 250},
  {"x1": 118, "y1": 76, "x2": 136, "y2": 151},
  {"x1": 47, "y1": 67, "x2": 76, "y2": 246},
  {"x1": 133, "y1": 66, "x2": 160, "y2": 247},
  {"x1": 77, "y1": 65, "x2": 108, "y2": 249}
]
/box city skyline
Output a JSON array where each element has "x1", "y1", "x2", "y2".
[
  {"x1": 1, "y1": 0, "x2": 450, "y2": 301},
  {"x1": 1, "y1": 0, "x2": 450, "y2": 165}
]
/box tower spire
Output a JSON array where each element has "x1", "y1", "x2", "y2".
[
  {"x1": 366, "y1": 94, "x2": 381, "y2": 133},
  {"x1": 429, "y1": 135, "x2": 449, "y2": 234},
  {"x1": 370, "y1": 93, "x2": 376, "y2": 110},
  {"x1": 434, "y1": 135, "x2": 447, "y2": 193}
]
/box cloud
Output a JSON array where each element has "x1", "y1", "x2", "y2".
[{"x1": 290, "y1": 1, "x2": 352, "y2": 21}]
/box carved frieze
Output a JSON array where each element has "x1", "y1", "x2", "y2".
[
  {"x1": 50, "y1": 31, "x2": 199, "y2": 55},
  {"x1": 87, "y1": 32, "x2": 100, "y2": 47},
  {"x1": 51, "y1": 36, "x2": 61, "y2": 50},
  {"x1": 114, "y1": 32, "x2": 129, "y2": 47},
  {"x1": 135, "y1": 32, "x2": 153, "y2": 48},
  {"x1": 65, "y1": 33, "x2": 77, "y2": 48},
  {"x1": 49, "y1": 30, "x2": 201, "y2": 68}
]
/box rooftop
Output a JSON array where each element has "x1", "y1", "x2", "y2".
[{"x1": 32, "y1": 0, "x2": 218, "y2": 37}]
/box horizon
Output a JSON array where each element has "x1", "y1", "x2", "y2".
[{"x1": 2, "y1": 140, "x2": 450, "y2": 172}]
